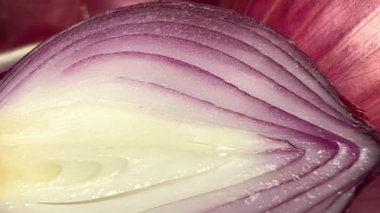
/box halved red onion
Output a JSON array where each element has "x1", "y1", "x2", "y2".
[{"x1": 0, "y1": 2, "x2": 378, "y2": 213}]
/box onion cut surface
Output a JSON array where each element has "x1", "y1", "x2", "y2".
[{"x1": 0, "y1": 2, "x2": 379, "y2": 213}]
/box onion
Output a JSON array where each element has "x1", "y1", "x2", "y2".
[
  {"x1": 0, "y1": 2, "x2": 379, "y2": 213},
  {"x1": 224, "y1": 0, "x2": 380, "y2": 133}
]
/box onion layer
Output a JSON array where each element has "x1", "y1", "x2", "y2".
[{"x1": 0, "y1": 2, "x2": 379, "y2": 213}]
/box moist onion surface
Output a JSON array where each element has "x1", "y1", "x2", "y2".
[{"x1": 0, "y1": 2, "x2": 379, "y2": 213}]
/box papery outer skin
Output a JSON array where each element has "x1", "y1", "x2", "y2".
[
  {"x1": 3, "y1": 2, "x2": 378, "y2": 213},
  {"x1": 0, "y1": 0, "x2": 379, "y2": 212}
]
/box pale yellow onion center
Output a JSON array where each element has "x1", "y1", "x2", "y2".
[{"x1": 0, "y1": 73, "x2": 292, "y2": 212}]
